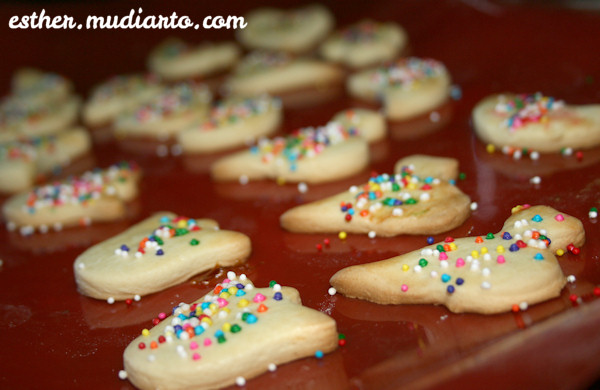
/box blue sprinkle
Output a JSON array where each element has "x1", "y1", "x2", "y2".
[
  {"x1": 348, "y1": 209, "x2": 355, "y2": 216},
  {"x1": 427, "y1": 236, "x2": 435, "y2": 245},
  {"x1": 120, "y1": 244, "x2": 129, "y2": 251},
  {"x1": 273, "y1": 292, "x2": 283, "y2": 301},
  {"x1": 534, "y1": 253, "x2": 544, "y2": 260},
  {"x1": 447, "y1": 285, "x2": 455, "y2": 294},
  {"x1": 449, "y1": 179, "x2": 456, "y2": 186},
  {"x1": 178, "y1": 314, "x2": 187, "y2": 320},
  {"x1": 194, "y1": 325, "x2": 204, "y2": 335},
  {"x1": 368, "y1": 192, "x2": 376, "y2": 200},
  {"x1": 156, "y1": 249, "x2": 164, "y2": 256},
  {"x1": 456, "y1": 278, "x2": 464, "y2": 285},
  {"x1": 236, "y1": 283, "x2": 245, "y2": 289},
  {"x1": 201, "y1": 302, "x2": 210, "y2": 310},
  {"x1": 214, "y1": 330, "x2": 224, "y2": 338},
  {"x1": 250, "y1": 146, "x2": 258, "y2": 154},
  {"x1": 509, "y1": 244, "x2": 519, "y2": 252},
  {"x1": 394, "y1": 199, "x2": 403, "y2": 206},
  {"x1": 315, "y1": 350, "x2": 324, "y2": 359},
  {"x1": 441, "y1": 273, "x2": 451, "y2": 283},
  {"x1": 450, "y1": 85, "x2": 462, "y2": 100},
  {"x1": 424, "y1": 177, "x2": 434, "y2": 184},
  {"x1": 532, "y1": 214, "x2": 543, "y2": 222},
  {"x1": 174, "y1": 325, "x2": 183, "y2": 332},
  {"x1": 160, "y1": 216, "x2": 170, "y2": 223},
  {"x1": 245, "y1": 314, "x2": 258, "y2": 324},
  {"x1": 236, "y1": 290, "x2": 246, "y2": 296},
  {"x1": 503, "y1": 232, "x2": 512, "y2": 240}
]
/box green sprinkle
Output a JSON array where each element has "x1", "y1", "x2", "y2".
[
  {"x1": 458, "y1": 172, "x2": 466, "y2": 180},
  {"x1": 217, "y1": 335, "x2": 226, "y2": 344},
  {"x1": 230, "y1": 324, "x2": 242, "y2": 333},
  {"x1": 269, "y1": 280, "x2": 277, "y2": 288},
  {"x1": 175, "y1": 228, "x2": 189, "y2": 236},
  {"x1": 486, "y1": 233, "x2": 494, "y2": 239},
  {"x1": 419, "y1": 258, "x2": 428, "y2": 267},
  {"x1": 338, "y1": 333, "x2": 346, "y2": 340},
  {"x1": 190, "y1": 239, "x2": 199, "y2": 246},
  {"x1": 406, "y1": 198, "x2": 417, "y2": 205},
  {"x1": 436, "y1": 244, "x2": 445, "y2": 252},
  {"x1": 392, "y1": 183, "x2": 400, "y2": 191}
]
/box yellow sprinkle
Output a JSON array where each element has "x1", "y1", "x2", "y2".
[
  {"x1": 486, "y1": 144, "x2": 495, "y2": 153},
  {"x1": 221, "y1": 307, "x2": 230, "y2": 314},
  {"x1": 219, "y1": 292, "x2": 231, "y2": 299},
  {"x1": 511, "y1": 205, "x2": 523, "y2": 214},
  {"x1": 497, "y1": 245, "x2": 505, "y2": 253},
  {"x1": 471, "y1": 250, "x2": 479, "y2": 259},
  {"x1": 209, "y1": 303, "x2": 218, "y2": 313},
  {"x1": 481, "y1": 247, "x2": 488, "y2": 254},
  {"x1": 237, "y1": 299, "x2": 249, "y2": 308},
  {"x1": 338, "y1": 231, "x2": 347, "y2": 240},
  {"x1": 407, "y1": 182, "x2": 417, "y2": 190},
  {"x1": 177, "y1": 220, "x2": 186, "y2": 228},
  {"x1": 276, "y1": 177, "x2": 286, "y2": 186},
  {"x1": 222, "y1": 322, "x2": 231, "y2": 332},
  {"x1": 142, "y1": 329, "x2": 150, "y2": 337},
  {"x1": 402, "y1": 264, "x2": 409, "y2": 272},
  {"x1": 541, "y1": 116, "x2": 548, "y2": 124},
  {"x1": 449, "y1": 243, "x2": 457, "y2": 251},
  {"x1": 556, "y1": 249, "x2": 565, "y2": 256},
  {"x1": 228, "y1": 287, "x2": 238, "y2": 295},
  {"x1": 201, "y1": 317, "x2": 213, "y2": 325}
]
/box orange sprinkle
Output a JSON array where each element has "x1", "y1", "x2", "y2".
[
  {"x1": 150, "y1": 341, "x2": 158, "y2": 349},
  {"x1": 213, "y1": 285, "x2": 224, "y2": 295},
  {"x1": 532, "y1": 231, "x2": 540, "y2": 239},
  {"x1": 360, "y1": 210, "x2": 369, "y2": 217},
  {"x1": 511, "y1": 304, "x2": 519, "y2": 312},
  {"x1": 443, "y1": 244, "x2": 451, "y2": 252},
  {"x1": 475, "y1": 236, "x2": 484, "y2": 243},
  {"x1": 257, "y1": 304, "x2": 268, "y2": 313}
]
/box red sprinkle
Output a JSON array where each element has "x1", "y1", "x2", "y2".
[
  {"x1": 444, "y1": 237, "x2": 454, "y2": 243},
  {"x1": 338, "y1": 339, "x2": 347, "y2": 347},
  {"x1": 125, "y1": 299, "x2": 133, "y2": 306},
  {"x1": 576, "y1": 151, "x2": 583, "y2": 161},
  {"x1": 323, "y1": 238, "x2": 330, "y2": 246},
  {"x1": 569, "y1": 294, "x2": 578, "y2": 303},
  {"x1": 593, "y1": 287, "x2": 600, "y2": 297},
  {"x1": 158, "y1": 335, "x2": 166, "y2": 344},
  {"x1": 345, "y1": 214, "x2": 352, "y2": 222},
  {"x1": 138, "y1": 342, "x2": 146, "y2": 350},
  {"x1": 571, "y1": 247, "x2": 580, "y2": 255},
  {"x1": 516, "y1": 240, "x2": 527, "y2": 248},
  {"x1": 316, "y1": 244, "x2": 323, "y2": 251},
  {"x1": 152, "y1": 318, "x2": 160, "y2": 326}
]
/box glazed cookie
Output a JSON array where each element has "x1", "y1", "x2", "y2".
[
  {"x1": 224, "y1": 51, "x2": 344, "y2": 98},
  {"x1": 122, "y1": 273, "x2": 338, "y2": 389},
  {"x1": 347, "y1": 57, "x2": 451, "y2": 121},
  {"x1": 148, "y1": 38, "x2": 241, "y2": 81},
  {"x1": 320, "y1": 19, "x2": 408, "y2": 69},
  {"x1": 211, "y1": 122, "x2": 369, "y2": 184},
  {"x1": 74, "y1": 214, "x2": 251, "y2": 300},
  {"x1": 280, "y1": 155, "x2": 470, "y2": 236},
  {"x1": 330, "y1": 205, "x2": 585, "y2": 314},
  {"x1": 113, "y1": 81, "x2": 211, "y2": 141},
  {"x1": 237, "y1": 4, "x2": 334, "y2": 54},
  {"x1": 331, "y1": 108, "x2": 387, "y2": 143},
  {"x1": 3, "y1": 161, "x2": 141, "y2": 235},
  {"x1": 177, "y1": 94, "x2": 283, "y2": 154},
  {"x1": 0, "y1": 127, "x2": 92, "y2": 193},
  {"x1": 82, "y1": 73, "x2": 164, "y2": 128},
  {"x1": 472, "y1": 92, "x2": 600, "y2": 152}
]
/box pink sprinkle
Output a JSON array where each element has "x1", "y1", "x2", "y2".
[
  {"x1": 192, "y1": 353, "x2": 201, "y2": 361},
  {"x1": 183, "y1": 323, "x2": 191, "y2": 330},
  {"x1": 555, "y1": 214, "x2": 564, "y2": 222},
  {"x1": 223, "y1": 278, "x2": 231, "y2": 283},
  {"x1": 253, "y1": 293, "x2": 266, "y2": 303},
  {"x1": 158, "y1": 312, "x2": 166, "y2": 320},
  {"x1": 203, "y1": 338, "x2": 212, "y2": 347},
  {"x1": 439, "y1": 252, "x2": 448, "y2": 261},
  {"x1": 497, "y1": 255, "x2": 506, "y2": 264},
  {"x1": 216, "y1": 298, "x2": 229, "y2": 308},
  {"x1": 189, "y1": 341, "x2": 198, "y2": 350},
  {"x1": 456, "y1": 258, "x2": 465, "y2": 267},
  {"x1": 401, "y1": 284, "x2": 408, "y2": 292}
]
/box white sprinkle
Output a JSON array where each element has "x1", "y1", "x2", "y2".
[
  {"x1": 227, "y1": 271, "x2": 236, "y2": 280},
  {"x1": 430, "y1": 271, "x2": 438, "y2": 278},
  {"x1": 420, "y1": 193, "x2": 430, "y2": 202},
  {"x1": 272, "y1": 284, "x2": 281, "y2": 292},
  {"x1": 147, "y1": 354, "x2": 156, "y2": 362},
  {"x1": 421, "y1": 248, "x2": 433, "y2": 256},
  {"x1": 530, "y1": 176, "x2": 541, "y2": 185},
  {"x1": 519, "y1": 302, "x2": 529, "y2": 311},
  {"x1": 135, "y1": 251, "x2": 143, "y2": 258},
  {"x1": 538, "y1": 241, "x2": 547, "y2": 249},
  {"x1": 589, "y1": 210, "x2": 598, "y2": 219},
  {"x1": 239, "y1": 175, "x2": 249, "y2": 185},
  {"x1": 481, "y1": 281, "x2": 491, "y2": 289},
  {"x1": 433, "y1": 249, "x2": 440, "y2": 257},
  {"x1": 176, "y1": 345, "x2": 187, "y2": 358},
  {"x1": 6, "y1": 221, "x2": 16, "y2": 231},
  {"x1": 483, "y1": 253, "x2": 491, "y2": 261},
  {"x1": 105, "y1": 186, "x2": 116, "y2": 196},
  {"x1": 218, "y1": 311, "x2": 228, "y2": 319},
  {"x1": 567, "y1": 275, "x2": 576, "y2": 283},
  {"x1": 514, "y1": 221, "x2": 522, "y2": 228},
  {"x1": 268, "y1": 363, "x2": 277, "y2": 372},
  {"x1": 392, "y1": 208, "x2": 403, "y2": 216},
  {"x1": 298, "y1": 182, "x2": 308, "y2": 193},
  {"x1": 118, "y1": 370, "x2": 128, "y2": 380},
  {"x1": 429, "y1": 111, "x2": 440, "y2": 122},
  {"x1": 240, "y1": 274, "x2": 247, "y2": 281},
  {"x1": 414, "y1": 265, "x2": 422, "y2": 273},
  {"x1": 513, "y1": 150, "x2": 522, "y2": 160},
  {"x1": 562, "y1": 147, "x2": 573, "y2": 156},
  {"x1": 328, "y1": 287, "x2": 337, "y2": 296},
  {"x1": 39, "y1": 224, "x2": 49, "y2": 234},
  {"x1": 482, "y1": 268, "x2": 491, "y2": 277},
  {"x1": 440, "y1": 260, "x2": 449, "y2": 268},
  {"x1": 107, "y1": 297, "x2": 115, "y2": 304},
  {"x1": 20, "y1": 225, "x2": 34, "y2": 236},
  {"x1": 77, "y1": 263, "x2": 85, "y2": 269},
  {"x1": 530, "y1": 151, "x2": 539, "y2": 160},
  {"x1": 470, "y1": 262, "x2": 479, "y2": 272},
  {"x1": 156, "y1": 144, "x2": 169, "y2": 157},
  {"x1": 470, "y1": 202, "x2": 478, "y2": 211},
  {"x1": 540, "y1": 229, "x2": 547, "y2": 235},
  {"x1": 236, "y1": 377, "x2": 246, "y2": 386},
  {"x1": 245, "y1": 284, "x2": 254, "y2": 291},
  {"x1": 349, "y1": 185, "x2": 358, "y2": 193},
  {"x1": 514, "y1": 233, "x2": 523, "y2": 240},
  {"x1": 502, "y1": 145, "x2": 511, "y2": 155},
  {"x1": 53, "y1": 222, "x2": 63, "y2": 232},
  {"x1": 368, "y1": 231, "x2": 376, "y2": 239},
  {"x1": 466, "y1": 255, "x2": 473, "y2": 262}
]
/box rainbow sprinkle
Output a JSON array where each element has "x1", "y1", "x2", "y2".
[
  {"x1": 371, "y1": 57, "x2": 446, "y2": 89},
  {"x1": 198, "y1": 95, "x2": 280, "y2": 131},
  {"x1": 495, "y1": 93, "x2": 564, "y2": 130}
]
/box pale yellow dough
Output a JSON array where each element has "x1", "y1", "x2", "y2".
[
  {"x1": 331, "y1": 108, "x2": 387, "y2": 143},
  {"x1": 472, "y1": 93, "x2": 600, "y2": 152},
  {"x1": 74, "y1": 213, "x2": 251, "y2": 300},
  {"x1": 330, "y1": 205, "x2": 585, "y2": 314},
  {"x1": 148, "y1": 38, "x2": 241, "y2": 81},
  {"x1": 347, "y1": 57, "x2": 451, "y2": 121},
  {"x1": 123, "y1": 274, "x2": 338, "y2": 390},
  {"x1": 237, "y1": 4, "x2": 334, "y2": 54}
]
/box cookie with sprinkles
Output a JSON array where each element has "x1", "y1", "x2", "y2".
[
  {"x1": 330, "y1": 108, "x2": 387, "y2": 143},
  {"x1": 82, "y1": 73, "x2": 164, "y2": 128},
  {"x1": 11, "y1": 67, "x2": 74, "y2": 104},
  {"x1": 177, "y1": 94, "x2": 283, "y2": 154},
  {"x1": 147, "y1": 38, "x2": 241, "y2": 82},
  {"x1": 122, "y1": 272, "x2": 338, "y2": 390},
  {"x1": 2, "y1": 161, "x2": 141, "y2": 235},
  {"x1": 330, "y1": 205, "x2": 585, "y2": 314},
  {"x1": 320, "y1": 19, "x2": 408, "y2": 69},
  {"x1": 74, "y1": 216, "x2": 251, "y2": 300},
  {"x1": 472, "y1": 92, "x2": 600, "y2": 152},
  {"x1": 223, "y1": 51, "x2": 344, "y2": 99},
  {"x1": 280, "y1": 155, "x2": 469, "y2": 236},
  {"x1": 113, "y1": 81, "x2": 212, "y2": 141},
  {"x1": 237, "y1": 4, "x2": 334, "y2": 54},
  {"x1": 347, "y1": 57, "x2": 451, "y2": 121},
  {"x1": 0, "y1": 127, "x2": 92, "y2": 193},
  {"x1": 210, "y1": 121, "x2": 369, "y2": 184}
]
